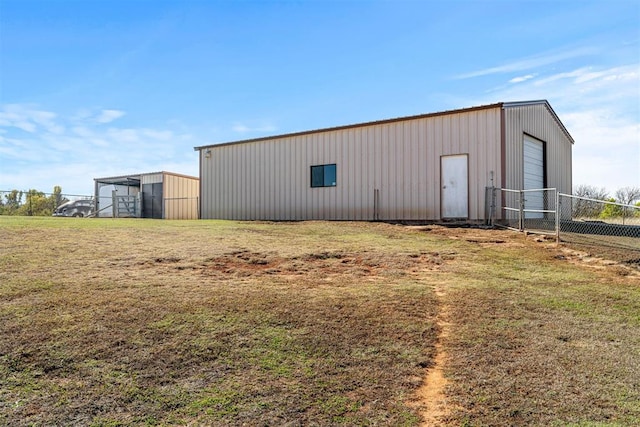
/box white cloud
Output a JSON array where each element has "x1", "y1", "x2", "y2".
[
  {"x1": 509, "y1": 74, "x2": 536, "y2": 84},
  {"x1": 454, "y1": 46, "x2": 595, "y2": 79},
  {"x1": 0, "y1": 104, "x2": 198, "y2": 195},
  {"x1": 96, "y1": 109, "x2": 125, "y2": 124},
  {"x1": 0, "y1": 104, "x2": 60, "y2": 133},
  {"x1": 232, "y1": 122, "x2": 277, "y2": 134}
]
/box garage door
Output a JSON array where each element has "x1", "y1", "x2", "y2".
[{"x1": 523, "y1": 135, "x2": 544, "y2": 218}]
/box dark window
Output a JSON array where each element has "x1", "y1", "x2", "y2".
[{"x1": 311, "y1": 164, "x2": 337, "y2": 188}]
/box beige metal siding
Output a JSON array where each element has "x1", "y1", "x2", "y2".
[
  {"x1": 503, "y1": 104, "x2": 573, "y2": 194},
  {"x1": 200, "y1": 107, "x2": 503, "y2": 221},
  {"x1": 141, "y1": 173, "x2": 163, "y2": 185},
  {"x1": 163, "y1": 173, "x2": 200, "y2": 219}
]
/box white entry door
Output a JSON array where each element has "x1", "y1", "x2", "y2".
[{"x1": 441, "y1": 154, "x2": 469, "y2": 219}]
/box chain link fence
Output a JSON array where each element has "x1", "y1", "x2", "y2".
[
  {"x1": 488, "y1": 187, "x2": 640, "y2": 267},
  {"x1": 491, "y1": 187, "x2": 557, "y2": 232},
  {"x1": 0, "y1": 190, "x2": 94, "y2": 217},
  {"x1": 557, "y1": 193, "x2": 640, "y2": 265}
]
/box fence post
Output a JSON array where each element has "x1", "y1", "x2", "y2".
[
  {"x1": 112, "y1": 190, "x2": 118, "y2": 218},
  {"x1": 518, "y1": 190, "x2": 524, "y2": 232},
  {"x1": 555, "y1": 192, "x2": 561, "y2": 243}
]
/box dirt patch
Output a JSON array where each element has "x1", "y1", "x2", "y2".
[
  {"x1": 414, "y1": 284, "x2": 454, "y2": 426},
  {"x1": 135, "y1": 248, "x2": 448, "y2": 281}
]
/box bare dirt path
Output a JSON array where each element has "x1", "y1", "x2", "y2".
[{"x1": 415, "y1": 284, "x2": 451, "y2": 426}]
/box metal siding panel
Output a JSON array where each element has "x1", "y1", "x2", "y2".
[
  {"x1": 230, "y1": 145, "x2": 238, "y2": 219},
  {"x1": 274, "y1": 140, "x2": 283, "y2": 220},
  {"x1": 232, "y1": 145, "x2": 239, "y2": 219},
  {"x1": 296, "y1": 137, "x2": 309, "y2": 219},
  {"x1": 361, "y1": 128, "x2": 369, "y2": 220},
  {"x1": 352, "y1": 129, "x2": 361, "y2": 220},
  {"x1": 328, "y1": 131, "x2": 336, "y2": 220},
  {"x1": 312, "y1": 136, "x2": 320, "y2": 218},
  {"x1": 503, "y1": 104, "x2": 572, "y2": 194},
  {"x1": 417, "y1": 119, "x2": 427, "y2": 219},
  {"x1": 285, "y1": 140, "x2": 293, "y2": 220},
  {"x1": 392, "y1": 123, "x2": 401, "y2": 219},
  {"x1": 405, "y1": 121, "x2": 413, "y2": 219},
  {"x1": 141, "y1": 173, "x2": 163, "y2": 185},
  {"x1": 202, "y1": 154, "x2": 209, "y2": 218},
  {"x1": 269, "y1": 141, "x2": 276, "y2": 219},
  {"x1": 467, "y1": 113, "x2": 479, "y2": 218},
  {"x1": 283, "y1": 139, "x2": 291, "y2": 220},
  {"x1": 385, "y1": 124, "x2": 395, "y2": 220},
  {"x1": 427, "y1": 118, "x2": 437, "y2": 219},
  {"x1": 244, "y1": 144, "x2": 252, "y2": 220},
  {"x1": 367, "y1": 127, "x2": 376, "y2": 220},
  {"x1": 222, "y1": 146, "x2": 230, "y2": 219}
]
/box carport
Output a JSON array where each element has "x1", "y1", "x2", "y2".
[{"x1": 94, "y1": 171, "x2": 199, "y2": 219}]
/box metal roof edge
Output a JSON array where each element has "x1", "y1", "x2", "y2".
[
  {"x1": 194, "y1": 102, "x2": 505, "y2": 151},
  {"x1": 160, "y1": 171, "x2": 200, "y2": 180},
  {"x1": 94, "y1": 171, "x2": 199, "y2": 182},
  {"x1": 502, "y1": 100, "x2": 574, "y2": 144}
]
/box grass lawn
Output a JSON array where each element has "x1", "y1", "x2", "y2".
[{"x1": 0, "y1": 217, "x2": 638, "y2": 426}]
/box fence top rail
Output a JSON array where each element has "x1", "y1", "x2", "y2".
[
  {"x1": 497, "y1": 187, "x2": 556, "y2": 194},
  {"x1": 559, "y1": 192, "x2": 640, "y2": 209},
  {"x1": 522, "y1": 187, "x2": 556, "y2": 193},
  {"x1": 499, "y1": 188, "x2": 523, "y2": 195}
]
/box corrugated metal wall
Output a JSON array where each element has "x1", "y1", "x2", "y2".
[
  {"x1": 163, "y1": 173, "x2": 200, "y2": 219},
  {"x1": 503, "y1": 104, "x2": 573, "y2": 194},
  {"x1": 200, "y1": 107, "x2": 503, "y2": 221},
  {"x1": 140, "y1": 173, "x2": 163, "y2": 185}
]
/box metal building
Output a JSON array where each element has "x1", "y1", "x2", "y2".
[
  {"x1": 94, "y1": 171, "x2": 199, "y2": 219},
  {"x1": 194, "y1": 100, "x2": 573, "y2": 222}
]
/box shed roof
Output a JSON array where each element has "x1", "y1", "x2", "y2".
[
  {"x1": 94, "y1": 171, "x2": 199, "y2": 186},
  {"x1": 194, "y1": 100, "x2": 573, "y2": 150}
]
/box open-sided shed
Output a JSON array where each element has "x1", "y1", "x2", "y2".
[
  {"x1": 194, "y1": 100, "x2": 573, "y2": 222},
  {"x1": 94, "y1": 171, "x2": 199, "y2": 219}
]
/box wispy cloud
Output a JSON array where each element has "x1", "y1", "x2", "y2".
[
  {"x1": 232, "y1": 122, "x2": 277, "y2": 134},
  {"x1": 509, "y1": 74, "x2": 536, "y2": 84},
  {"x1": 0, "y1": 104, "x2": 198, "y2": 194},
  {"x1": 455, "y1": 47, "x2": 595, "y2": 79},
  {"x1": 96, "y1": 109, "x2": 125, "y2": 123},
  {"x1": 0, "y1": 104, "x2": 63, "y2": 134}
]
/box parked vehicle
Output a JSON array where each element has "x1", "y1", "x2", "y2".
[{"x1": 53, "y1": 199, "x2": 94, "y2": 217}]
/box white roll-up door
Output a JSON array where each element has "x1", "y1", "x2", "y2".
[{"x1": 523, "y1": 135, "x2": 544, "y2": 218}]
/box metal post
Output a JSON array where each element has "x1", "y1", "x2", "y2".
[
  {"x1": 518, "y1": 190, "x2": 524, "y2": 232},
  {"x1": 555, "y1": 191, "x2": 561, "y2": 243}
]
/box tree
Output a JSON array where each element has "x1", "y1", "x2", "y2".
[
  {"x1": 0, "y1": 187, "x2": 68, "y2": 216},
  {"x1": 599, "y1": 198, "x2": 623, "y2": 219},
  {"x1": 17, "y1": 189, "x2": 52, "y2": 216},
  {"x1": 1, "y1": 190, "x2": 23, "y2": 215},
  {"x1": 615, "y1": 186, "x2": 640, "y2": 206},
  {"x1": 572, "y1": 185, "x2": 609, "y2": 218}
]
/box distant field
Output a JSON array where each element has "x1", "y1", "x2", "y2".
[{"x1": 1, "y1": 217, "x2": 638, "y2": 426}]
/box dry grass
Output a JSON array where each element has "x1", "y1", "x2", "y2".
[
  {"x1": 1, "y1": 217, "x2": 638, "y2": 426},
  {"x1": 1, "y1": 218, "x2": 443, "y2": 426}
]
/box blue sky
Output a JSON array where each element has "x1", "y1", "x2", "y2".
[{"x1": 1, "y1": 0, "x2": 638, "y2": 196}]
